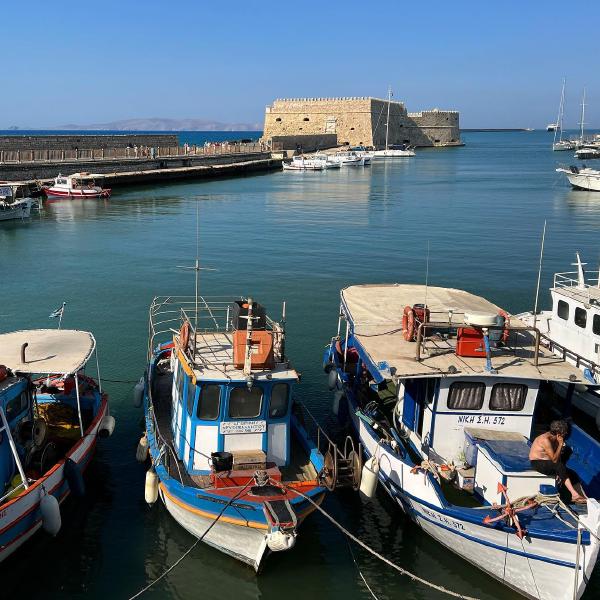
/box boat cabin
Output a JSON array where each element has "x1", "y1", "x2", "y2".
[
  {"x1": 149, "y1": 298, "x2": 300, "y2": 476},
  {"x1": 332, "y1": 284, "x2": 592, "y2": 506}
]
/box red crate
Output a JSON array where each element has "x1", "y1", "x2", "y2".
[{"x1": 456, "y1": 327, "x2": 486, "y2": 358}]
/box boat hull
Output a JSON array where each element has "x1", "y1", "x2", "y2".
[
  {"x1": 371, "y1": 149, "x2": 415, "y2": 158},
  {"x1": 0, "y1": 200, "x2": 32, "y2": 221},
  {"x1": 0, "y1": 394, "x2": 109, "y2": 563},
  {"x1": 43, "y1": 188, "x2": 111, "y2": 199},
  {"x1": 565, "y1": 172, "x2": 600, "y2": 191}
]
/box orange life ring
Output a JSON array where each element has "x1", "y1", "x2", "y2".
[
  {"x1": 402, "y1": 305, "x2": 415, "y2": 342},
  {"x1": 180, "y1": 321, "x2": 190, "y2": 349},
  {"x1": 498, "y1": 310, "x2": 510, "y2": 344}
]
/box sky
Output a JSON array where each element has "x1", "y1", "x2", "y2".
[{"x1": 2, "y1": 0, "x2": 599, "y2": 129}]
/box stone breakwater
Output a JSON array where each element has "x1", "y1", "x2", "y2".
[{"x1": 0, "y1": 134, "x2": 178, "y2": 151}]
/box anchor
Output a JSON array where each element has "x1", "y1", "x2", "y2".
[{"x1": 482, "y1": 483, "x2": 538, "y2": 539}]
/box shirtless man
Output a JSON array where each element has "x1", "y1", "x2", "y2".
[{"x1": 529, "y1": 420, "x2": 585, "y2": 503}]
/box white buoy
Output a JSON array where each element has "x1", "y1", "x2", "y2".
[
  {"x1": 40, "y1": 492, "x2": 61, "y2": 536},
  {"x1": 145, "y1": 468, "x2": 159, "y2": 505},
  {"x1": 359, "y1": 456, "x2": 380, "y2": 499},
  {"x1": 133, "y1": 378, "x2": 144, "y2": 408},
  {"x1": 332, "y1": 390, "x2": 344, "y2": 416},
  {"x1": 98, "y1": 415, "x2": 116, "y2": 438},
  {"x1": 328, "y1": 369, "x2": 339, "y2": 391},
  {"x1": 266, "y1": 530, "x2": 296, "y2": 552},
  {"x1": 136, "y1": 434, "x2": 149, "y2": 462}
]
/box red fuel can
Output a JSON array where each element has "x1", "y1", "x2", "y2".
[{"x1": 456, "y1": 327, "x2": 486, "y2": 357}]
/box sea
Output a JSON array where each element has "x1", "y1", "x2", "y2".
[{"x1": 1, "y1": 129, "x2": 599, "y2": 599}]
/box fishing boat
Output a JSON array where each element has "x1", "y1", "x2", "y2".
[
  {"x1": 328, "y1": 151, "x2": 366, "y2": 166},
  {"x1": 139, "y1": 296, "x2": 334, "y2": 570},
  {"x1": 282, "y1": 157, "x2": 325, "y2": 171},
  {"x1": 0, "y1": 185, "x2": 34, "y2": 221},
  {"x1": 323, "y1": 283, "x2": 600, "y2": 599},
  {"x1": 0, "y1": 329, "x2": 114, "y2": 562},
  {"x1": 556, "y1": 166, "x2": 600, "y2": 191},
  {"x1": 519, "y1": 254, "x2": 600, "y2": 426},
  {"x1": 312, "y1": 154, "x2": 341, "y2": 168},
  {"x1": 43, "y1": 173, "x2": 111, "y2": 199}
]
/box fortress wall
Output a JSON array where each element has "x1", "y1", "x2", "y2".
[{"x1": 0, "y1": 134, "x2": 179, "y2": 151}]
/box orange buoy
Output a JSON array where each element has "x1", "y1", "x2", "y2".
[
  {"x1": 180, "y1": 321, "x2": 190, "y2": 349},
  {"x1": 402, "y1": 305, "x2": 415, "y2": 341}
]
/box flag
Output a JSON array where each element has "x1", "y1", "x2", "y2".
[{"x1": 49, "y1": 303, "x2": 65, "y2": 318}]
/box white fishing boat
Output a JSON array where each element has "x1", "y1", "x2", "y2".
[
  {"x1": 556, "y1": 166, "x2": 600, "y2": 191},
  {"x1": 0, "y1": 184, "x2": 35, "y2": 221},
  {"x1": 312, "y1": 154, "x2": 341, "y2": 168},
  {"x1": 43, "y1": 173, "x2": 111, "y2": 199},
  {"x1": 324, "y1": 283, "x2": 600, "y2": 600},
  {"x1": 282, "y1": 156, "x2": 325, "y2": 171},
  {"x1": 519, "y1": 254, "x2": 600, "y2": 425},
  {"x1": 328, "y1": 151, "x2": 365, "y2": 166}
]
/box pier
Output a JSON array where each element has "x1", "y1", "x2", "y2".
[{"x1": 0, "y1": 137, "x2": 282, "y2": 187}]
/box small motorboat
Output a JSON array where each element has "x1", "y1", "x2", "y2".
[
  {"x1": 139, "y1": 296, "x2": 337, "y2": 570},
  {"x1": 43, "y1": 173, "x2": 111, "y2": 199},
  {"x1": 282, "y1": 156, "x2": 325, "y2": 171},
  {"x1": 575, "y1": 147, "x2": 600, "y2": 160},
  {"x1": 0, "y1": 329, "x2": 114, "y2": 562},
  {"x1": 312, "y1": 154, "x2": 341, "y2": 168},
  {"x1": 557, "y1": 165, "x2": 600, "y2": 191},
  {"x1": 0, "y1": 184, "x2": 35, "y2": 221},
  {"x1": 328, "y1": 151, "x2": 365, "y2": 166}
]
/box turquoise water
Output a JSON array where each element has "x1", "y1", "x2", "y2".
[{"x1": 1, "y1": 130, "x2": 600, "y2": 599}]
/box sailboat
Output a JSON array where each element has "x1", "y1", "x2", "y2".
[
  {"x1": 574, "y1": 88, "x2": 600, "y2": 159},
  {"x1": 371, "y1": 87, "x2": 416, "y2": 159},
  {"x1": 552, "y1": 78, "x2": 575, "y2": 151}
]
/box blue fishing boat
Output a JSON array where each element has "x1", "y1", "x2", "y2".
[
  {"x1": 0, "y1": 329, "x2": 114, "y2": 562},
  {"x1": 324, "y1": 284, "x2": 600, "y2": 599},
  {"x1": 139, "y1": 296, "x2": 332, "y2": 570}
]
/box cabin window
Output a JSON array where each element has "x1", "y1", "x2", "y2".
[
  {"x1": 269, "y1": 384, "x2": 289, "y2": 418},
  {"x1": 593, "y1": 314, "x2": 600, "y2": 335},
  {"x1": 229, "y1": 387, "x2": 263, "y2": 419},
  {"x1": 197, "y1": 385, "x2": 221, "y2": 420},
  {"x1": 557, "y1": 300, "x2": 569, "y2": 320},
  {"x1": 575, "y1": 307, "x2": 587, "y2": 329},
  {"x1": 447, "y1": 382, "x2": 485, "y2": 410},
  {"x1": 186, "y1": 379, "x2": 196, "y2": 416},
  {"x1": 489, "y1": 383, "x2": 527, "y2": 411},
  {"x1": 5, "y1": 391, "x2": 29, "y2": 422}
]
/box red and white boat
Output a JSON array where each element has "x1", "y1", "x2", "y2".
[{"x1": 43, "y1": 173, "x2": 111, "y2": 199}]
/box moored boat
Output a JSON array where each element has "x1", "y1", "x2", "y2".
[
  {"x1": 371, "y1": 144, "x2": 416, "y2": 158},
  {"x1": 0, "y1": 329, "x2": 114, "y2": 562},
  {"x1": 43, "y1": 173, "x2": 111, "y2": 199},
  {"x1": 282, "y1": 156, "x2": 325, "y2": 171},
  {"x1": 328, "y1": 151, "x2": 365, "y2": 166},
  {"x1": 575, "y1": 147, "x2": 600, "y2": 160},
  {"x1": 557, "y1": 166, "x2": 600, "y2": 191},
  {"x1": 0, "y1": 183, "x2": 36, "y2": 221},
  {"x1": 140, "y1": 296, "x2": 331, "y2": 570},
  {"x1": 323, "y1": 283, "x2": 600, "y2": 599}
]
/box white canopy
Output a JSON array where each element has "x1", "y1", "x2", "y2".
[{"x1": 0, "y1": 329, "x2": 96, "y2": 374}]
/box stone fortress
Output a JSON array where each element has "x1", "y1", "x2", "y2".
[{"x1": 262, "y1": 96, "x2": 461, "y2": 151}]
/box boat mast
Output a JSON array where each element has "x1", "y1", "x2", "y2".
[
  {"x1": 385, "y1": 86, "x2": 392, "y2": 151},
  {"x1": 579, "y1": 88, "x2": 586, "y2": 143},
  {"x1": 554, "y1": 78, "x2": 565, "y2": 146}
]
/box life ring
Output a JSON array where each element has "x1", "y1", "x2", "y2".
[
  {"x1": 180, "y1": 321, "x2": 190, "y2": 350},
  {"x1": 498, "y1": 310, "x2": 510, "y2": 344},
  {"x1": 402, "y1": 306, "x2": 415, "y2": 342}
]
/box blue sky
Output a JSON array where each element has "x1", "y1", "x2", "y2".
[{"x1": 2, "y1": 0, "x2": 599, "y2": 129}]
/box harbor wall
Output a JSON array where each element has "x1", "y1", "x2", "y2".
[
  {"x1": 0, "y1": 152, "x2": 278, "y2": 183},
  {"x1": 0, "y1": 134, "x2": 178, "y2": 151},
  {"x1": 262, "y1": 97, "x2": 461, "y2": 148},
  {"x1": 269, "y1": 133, "x2": 337, "y2": 152}
]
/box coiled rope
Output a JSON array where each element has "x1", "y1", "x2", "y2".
[{"x1": 284, "y1": 485, "x2": 479, "y2": 600}]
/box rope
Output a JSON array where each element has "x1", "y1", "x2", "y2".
[
  {"x1": 347, "y1": 539, "x2": 380, "y2": 600},
  {"x1": 284, "y1": 485, "x2": 478, "y2": 600},
  {"x1": 127, "y1": 480, "x2": 253, "y2": 599}
]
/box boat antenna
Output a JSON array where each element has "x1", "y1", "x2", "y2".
[
  {"x1": 424, "y1": 240, "x2": 430, "y2": 309},
  {"x1": 532, "y1": 219, "x2": 547, "y2": 330}
]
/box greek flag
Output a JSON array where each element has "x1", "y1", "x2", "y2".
[{"x1": 49, "y1": 303, "x2": 65, "y2": 318}]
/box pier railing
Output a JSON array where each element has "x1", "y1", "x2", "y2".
[{"x1": 0, "y1": 142, "x2": 269, "y2": 165}]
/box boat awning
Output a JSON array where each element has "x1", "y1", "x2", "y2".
[{"x1": 0, "y1": 329, "x2": 96, "y2": 374}]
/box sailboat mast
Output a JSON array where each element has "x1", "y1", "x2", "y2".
[
  {"x1": 554, "y1": 78, "x2": 565, "y2": 145},
  {"x1": 385, "y1": 86, "x2": 392, "y2": 151},
  {"x1": 579, "y1": 88, "x2": 586, "y2": 142}
]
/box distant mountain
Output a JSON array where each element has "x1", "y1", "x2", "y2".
[{"x1": 53, "y1": 118, "x2": 262, "y2": 132}]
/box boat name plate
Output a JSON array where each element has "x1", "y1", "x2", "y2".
[{"x1": 220, "y1": 420, "x2": 267, "y2": 434}]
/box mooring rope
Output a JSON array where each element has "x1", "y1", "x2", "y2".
[
  {"x1": 284, "y1": 485, "x2": 479, "y2": 600},
  {"x1": 127, "y1": 480, "x2": 253, "y2": 599},
  {"x1": 346, "y1": 538, "x2": 381, "y2": 600}
]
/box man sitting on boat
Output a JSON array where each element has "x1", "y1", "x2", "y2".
[{"x1": 529, "y1": 420, "x2": 586, "y2": 503}]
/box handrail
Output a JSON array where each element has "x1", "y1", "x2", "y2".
[{"x1": 539, "y1": 332, "x2": 600, "y2": 378}]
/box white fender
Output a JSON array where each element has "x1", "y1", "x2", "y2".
[
  {"x1": 98, "y1": 415, "x2": 116, "y2": 438},
  {"x1": 136, "y1": 434, "x2": 149, "y2": 462},
  {"x1": 332, "y1": 390, "x2": 344, "y2": 416},
  {"x1": 266, "y1": 529, "x2": 296, "y2": 552},
  {"x1": 40, "y1": 491, "x2": 61, "y2": 536},
  {"x1": 359, "y1": 456, "x2": 380, "y2": 499},
  {"x1": 145, "y1": 469, "x2": 159, "y2": 505},
  {"x1": 327, "y1": 369, "x2": 339, "y2": 391},
  {"x1": 133, "y1": 378, "x2": 144, "y2": 408}
]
